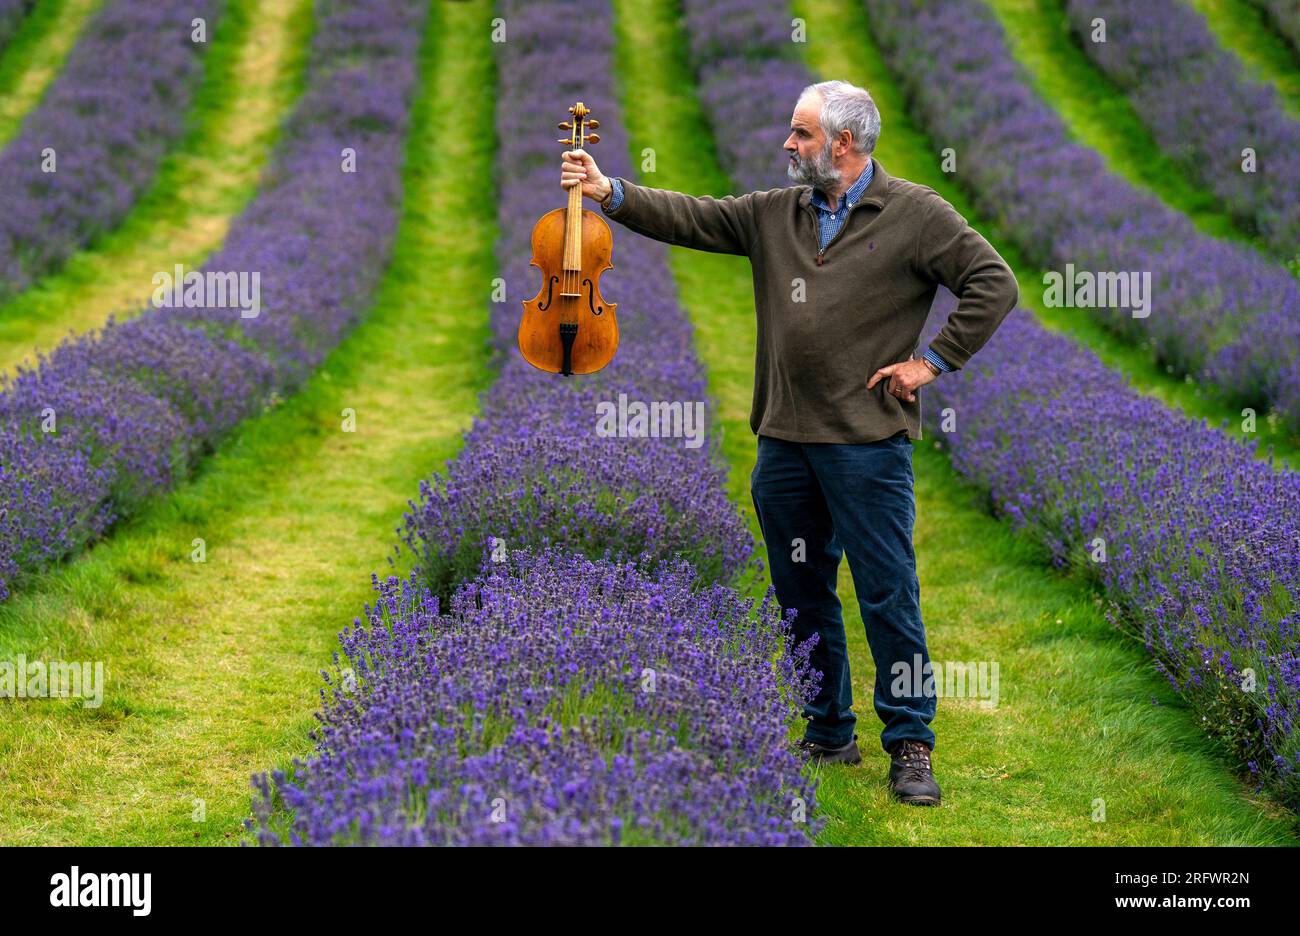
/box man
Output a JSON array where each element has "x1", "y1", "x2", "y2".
[{"x1": 560, "y1": 80, "x2": 1018, "y2": 806}]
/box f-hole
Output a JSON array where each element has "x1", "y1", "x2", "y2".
[
  {"x1": 538, "y1": 275, "x2": 559, "y2": 311},
  {"x1": 583, "y1": 277, "x2": 603, "y2": 315}
]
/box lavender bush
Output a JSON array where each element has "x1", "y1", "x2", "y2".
[
  {"x1": 251, "y1": 549, "x2": 820, "y2": 845},
  {"x1": 684, "y1": 0, "x2": 812, "y2": 193},
  {"x1": 0, "y1": 0, "x2": 427, "y2": 600},
  {"x1": 400, "y1": 373, "x2": 756, "y2": 603},
  {"x1": 1066, "y1": 0, "x2": 1300, "y2": 260},
  {"x1": 920, "y1": 295, "x2": 1300, "y2": 806},
  {"x1": 251, "y1": 0, "x2": 817, "y2": 846},
  {"x1": 682, "y1": 0, "x2": 1300, "y2": 804},
  {"x1": 0, "y1": 0, "x2": 220, "y2": 300},
  {"x1": 854, "y1": 0, "x2": 1300, "y2": 432}
]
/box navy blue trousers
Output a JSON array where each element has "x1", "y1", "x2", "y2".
[{"x1": 750, "y1": 432, "x2": 936, "y2": 753}]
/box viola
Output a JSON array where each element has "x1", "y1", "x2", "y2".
[{"x1": 518, "y1": 101, "x2": 619, "y2": 376}]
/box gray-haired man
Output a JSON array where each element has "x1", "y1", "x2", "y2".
[{"x1": 561, "y1": 80, "x2": 1018, "y2": 805}]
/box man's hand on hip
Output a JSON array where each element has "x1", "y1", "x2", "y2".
[{"x1": 867, "y1": 357, "x2": 937, "y2": 403}]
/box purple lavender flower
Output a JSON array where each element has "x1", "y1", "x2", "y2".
[
  {"x1": 1065, "y1": 0, "x2": 1300, "y2": 260},
  {"x1": 250, "y1": 549, "x2": 821, "y2": 846},
  {"x1": 0, "y1": 0, "x2": 427, "y2": 600},
  {"x1": 0, "y1": 0, "x2": 221, "y2": 299}
]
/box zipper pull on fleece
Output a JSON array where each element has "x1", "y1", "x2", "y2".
[{"x1": 815, "y1": 254, "x2": 824, "y2": 266}]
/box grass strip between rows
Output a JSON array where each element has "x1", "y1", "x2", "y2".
[
  {"x1": 0, "y1": 0, "x2": 493, "y2": 844},
  {"x1": 1183, "y1": 0, "x2": 1300, "y2": 120},
  {"x1": 0, "y1": 0, "x2": 100, "y2": 148},
  {"x1": 0, "y1": 0, "x2": 314, "y2": 375}
]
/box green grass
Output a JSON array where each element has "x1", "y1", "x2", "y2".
[
  {"x1": 0, "y1": 0, "x2": 496, "y2": 845},
  {"x1": 0, "y1": 0, "x2": 101, "y2": 147},
  {"x1": 1185, "y1": 0, "x2": 1300, "y2": 119},
  {"x1": 0, "y1": 0, "x2": 314, "y2": 376},
  {"x1": 985, "y1": 0, "x2": 1261, "y2": 249},
  {"x1": 609, "y1": 0, "x2": 1298, "y2": 843},
  {"x1": 990, "y1": 0, "x2": 1300, "y2": 274},
  {"x1": 979, "y1": 0, "x2": 1300, "y2": 463}
]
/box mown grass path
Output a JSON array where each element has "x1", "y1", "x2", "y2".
[
  {"x1": 0, "y1": 0, "x2": 313, "y2": 376},
  {"x1": 0, "y1": 0, "x2": 494, "y2": 845},
  {"x1": 1185, "y1": 0, "x2": 1300, "y2": 118},
  {"x1": 0, "y1": 0, "x2": 100, "y2": 147},
  {"x1": 976, "y1": 0, "x2": 1300, "y2": 466},
  {"x1": 610, "y1": 0, "x2": 1297, "y2": 843},
  {"x1": 985, "y1": 0, "x2": 1274, "y2": 250}
]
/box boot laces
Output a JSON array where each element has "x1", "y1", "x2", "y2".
[{"x1": 897, "y1": 740, "x2": 932, "y2": 781}]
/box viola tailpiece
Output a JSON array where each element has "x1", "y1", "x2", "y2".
[{"x1": 518, "y1": 101, "x2": 619, "y2": 376}]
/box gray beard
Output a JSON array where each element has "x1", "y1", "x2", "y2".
[{"x1": 787, "y1": 142, "x2": 840, "y2": 193}]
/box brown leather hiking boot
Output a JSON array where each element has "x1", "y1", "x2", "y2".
[
  {"x1": 797, "y1": 734, "x2": 862, "y2": 765},
  {"x1": 887, "y1": 739, "x2": 941, "y2": 806}
]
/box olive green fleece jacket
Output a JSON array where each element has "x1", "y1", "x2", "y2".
[{"x1": 600, "y1": 157, "x2": 1019, "y2": 443}]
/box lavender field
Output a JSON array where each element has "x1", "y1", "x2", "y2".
[{"x1": 0, "y1": 0, "x2": 1297, "y2": 860}]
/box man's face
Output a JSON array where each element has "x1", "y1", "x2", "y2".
[{"x1": 785, "y1": 95, "x2": 840, "y2": 191}]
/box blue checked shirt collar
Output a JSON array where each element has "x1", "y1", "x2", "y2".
[{"x1": 810, "y1": 160, "x2": 873, "y2": 214}]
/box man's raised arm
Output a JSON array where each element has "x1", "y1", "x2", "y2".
[{"x1": 562, "y1": 150, "x2": 757, "y2": 257}]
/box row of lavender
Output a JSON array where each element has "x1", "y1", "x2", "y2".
[
  {"x1": 862, "y1": 0, "x2": 1300, "y2": 433},
  {"x1": 253, "y1": 548, "x2": 818, "y2": 845},
  {"x1": 0, "y1": 0, "x2": 220, "y2": 301},
  {"x1": 1065, "y1": 0, "x2": 1300, "y2": 260},
  {"x1": 680, "y1": 0, "x2": 1300, "y2": 804},
  {"x1": 0, "y1": 0, "x2": 427, "y2": 600},
  {"x1": 919, "y1": 297, "x2": 1300, "y2": 804},
  {"x1": 249, "y1": 0, "x2": 820, "y2": 846},
  {"x1": 0, "y1": 0, "x2": 32, "y2": 54}
]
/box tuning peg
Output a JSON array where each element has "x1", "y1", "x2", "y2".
[
  {"x1": 587, "y1": 119, "x2": 599, "y2": 129},
  {"x1": 558, "y1": 121, "x2": 572, "y2": 129},
  {"x1": 586, "y1": 134, "x2": 600, "y2": 144},
  {"x1": 557, "y1": 138, "x2": 572, "y2": 144}
]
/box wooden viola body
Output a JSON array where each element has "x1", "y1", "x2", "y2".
[
  {"x1": 519, "y1": 205, "x2": 619, "y2": 375},
  {"x1": 518, "y1": 101, "x2": 619, "y2": 376}
]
